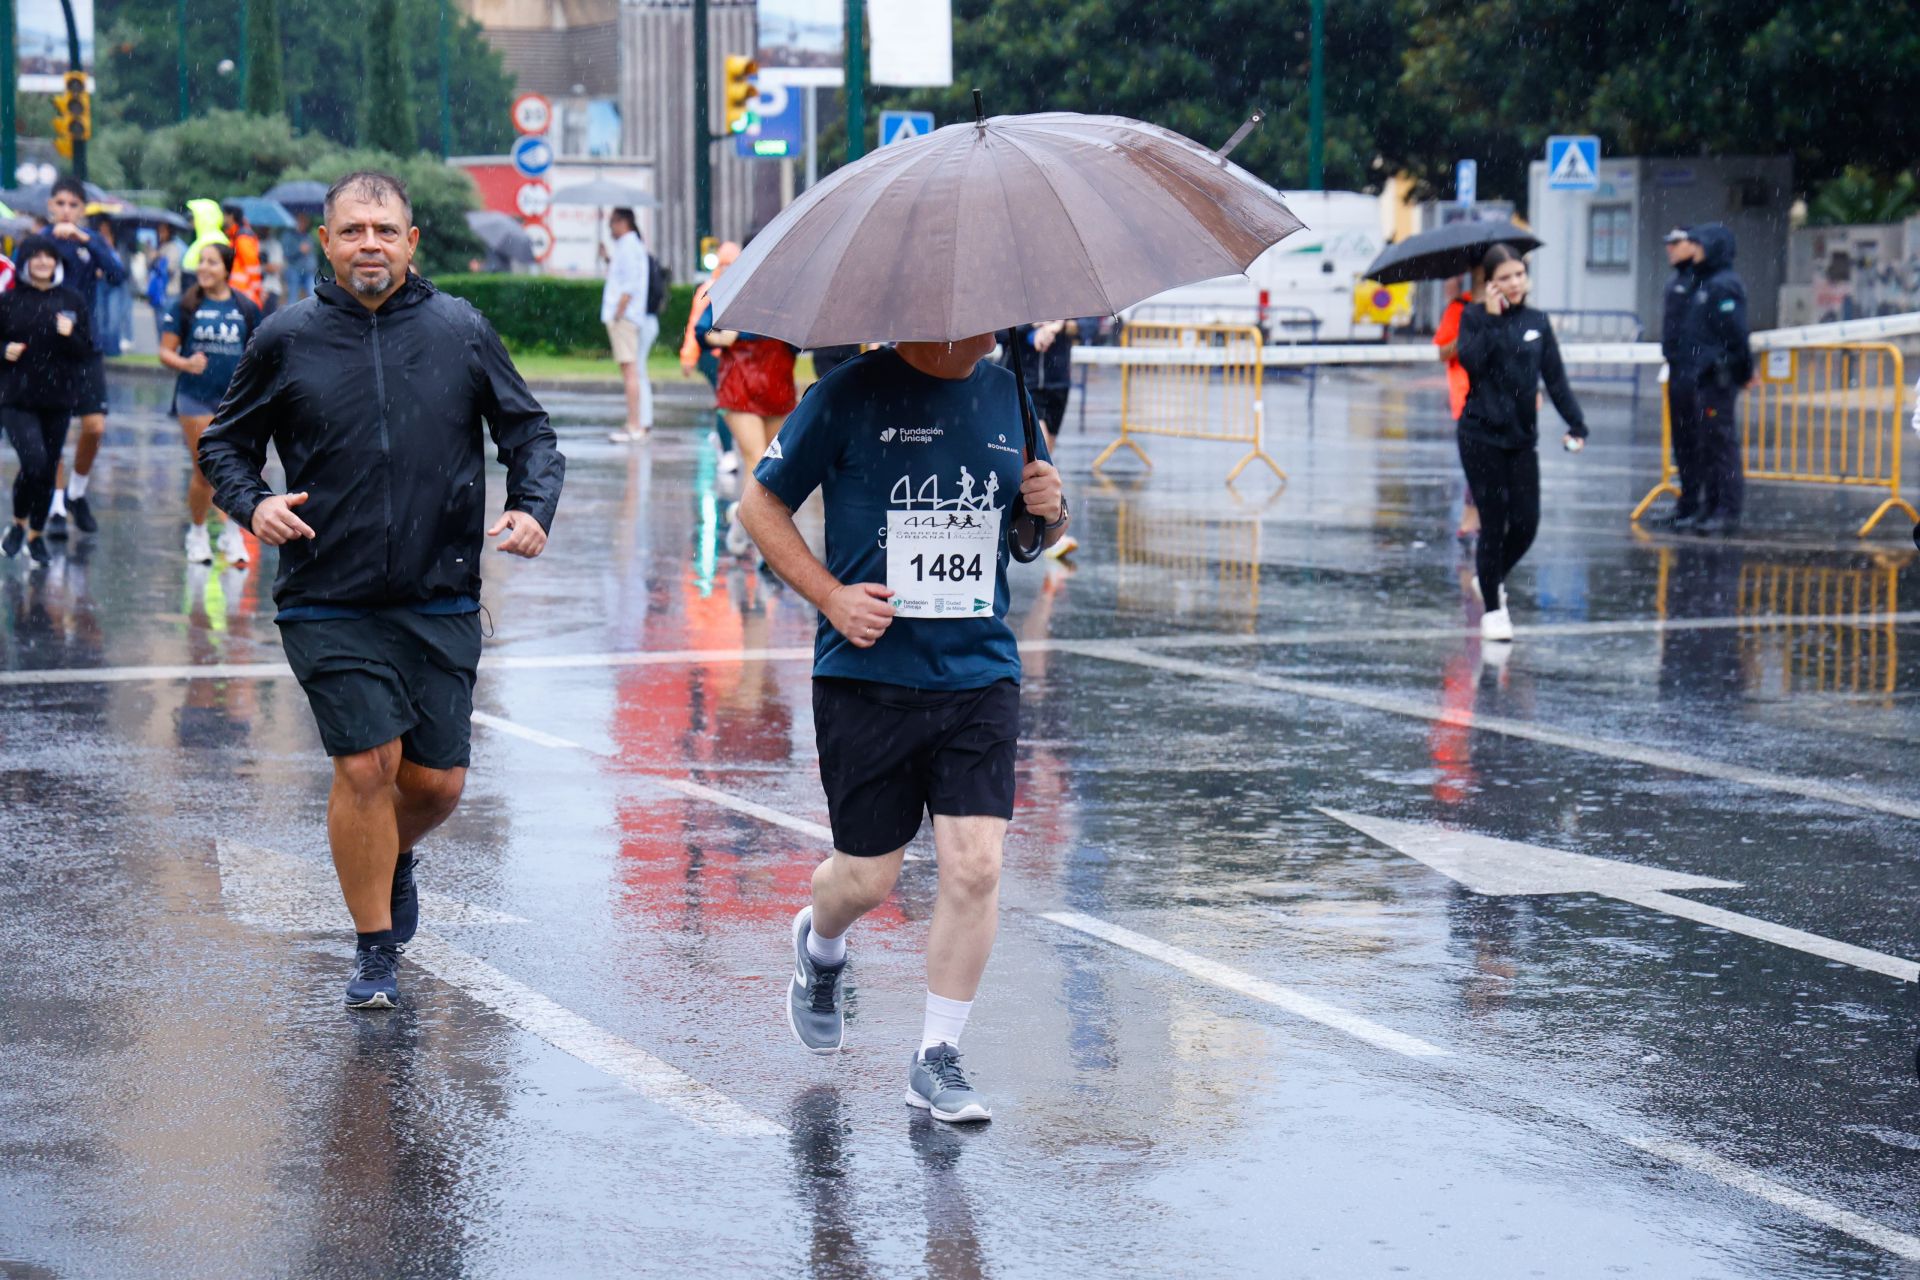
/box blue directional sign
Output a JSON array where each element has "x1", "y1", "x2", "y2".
[
  {"x1": 1546, "y1": 135, "x2": 1600, "y2": 192},
  {"x1": 511, "y1": 134, "x2": 555, "y2": 179},
  {"x1": 737, "y1": 80, "x2": 804, "y2": 160},
  {"x1": 879, "y1": 110, "x2": 935, "y2": 148},
  {"x1": 1455, "y1": 159, "x2": 1477, "y2": 206}
]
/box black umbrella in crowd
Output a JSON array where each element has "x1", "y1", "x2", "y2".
[
  {"x1": 464, "y1": 211, "x2": 535, "y2": 264},
  {"x1": 2, "y1": 179, "x2": 110, "y2": 213},
  {"x1": 263, "y1": 180, "x2": 329, "y2": 215},
  {"x1": 109, "y1": 205, "x2": 192, "y2": 232},
  {"x1": 1363, "y1": 219, "x2": 1544, "y2": 285}
]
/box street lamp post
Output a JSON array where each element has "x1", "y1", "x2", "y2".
[
  {"x1": 844, "y1": 0, "x2": 865, "y2": 163},
  {"x1": 57, "y1": 0, "x2": 84, "y2": 179},
  {"x1": 1307, "y1": 0, "x2": 1324, "y2": 189},
  {"x1": 177, "y1": 0, "x2": 189, "y2": 121},
  {"x1": 439, "y1": 0, "x2": 452, "y2": 158},
  {"x1": 2, "y1": 0, "x2": 16, "y2": 185}
]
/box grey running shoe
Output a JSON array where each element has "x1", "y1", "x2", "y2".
[
  {"x1": 906, "y1": 1044, "x2": 992, "y2": 1123},
  {"x1": 787, "y1": 906, "x2": 845, "y2": 1054}
]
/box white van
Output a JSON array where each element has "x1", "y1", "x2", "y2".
[{"x1": 1122, "y1": 190, "x2": 1394, "y2": 342}]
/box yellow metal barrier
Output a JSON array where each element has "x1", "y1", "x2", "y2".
[
  {"x1": 1093, "y1": 322, "x2": 1280, "y2": 484},
  {"x1": 1113, "y1": 502, "x2": 1263, "y2": 629},
  {"x1": 1632, "y1": 343, "x2": 1918, "y2": 536}
]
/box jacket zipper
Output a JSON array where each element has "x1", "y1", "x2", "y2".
[{"x1": 370, "y1": 312, "x2": 393, "y2": 589}]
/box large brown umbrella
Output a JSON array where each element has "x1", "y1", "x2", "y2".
[{"x1": 708, "y1": 108, "x2": 1303, "y2": 346}]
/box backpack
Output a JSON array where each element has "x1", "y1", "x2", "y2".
[{"x1": 645, "y1": 253, "x2": 669, "y2": 315}]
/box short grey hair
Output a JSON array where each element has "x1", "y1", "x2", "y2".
[{"x1": 324, "y1": 170, "x2": 412, "y2": 226}]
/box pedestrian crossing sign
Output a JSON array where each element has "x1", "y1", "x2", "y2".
[
  {"x1": 880, "y1": 110, "x2": 936, "y2": 147},
  {"x1": 1546, "y1": 136, "x2": 1600, "y2": 192}
]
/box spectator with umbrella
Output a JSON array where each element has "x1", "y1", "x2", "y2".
[{"x1": 723, "y1": 100, "x2": 1301, "y2": 1123}]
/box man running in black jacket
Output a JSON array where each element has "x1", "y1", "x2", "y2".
[{"x1": 199, "y1": 171, "x2": 565, "y2": 1009}]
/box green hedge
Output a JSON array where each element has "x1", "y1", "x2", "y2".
[{"x1": 434, "y1": 275, "x2": 697, "y2": 358}]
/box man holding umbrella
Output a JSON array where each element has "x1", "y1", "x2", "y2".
[{"x1": 723, "y1": 101, "x2": 1300, "y2": 1123}]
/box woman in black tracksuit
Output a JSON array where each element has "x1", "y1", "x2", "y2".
[
  {"x1": 0, "y1": 235, "x2": 92, "y2": 564},
  {"x1": 1455, "y1": 242, "x2": 1588, "y2": 642}
]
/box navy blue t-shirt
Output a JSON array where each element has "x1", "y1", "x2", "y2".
[
  {"x1": 754, "y1": 348, "x2": 1051, "y2": 690},
  {"x1": 163, "y1": 292, "x2": 258, "y2": 409}
]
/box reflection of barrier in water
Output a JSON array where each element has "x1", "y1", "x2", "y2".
[
  {"x1": 1092, "y1": 322, "x2": 1282, "y2": 485},
  {"x1": 1738, "y1": 557, "x2": 1902, "y2": 697},
  {"x1": 1112, "y1": 501, "x2": 1263, "y2": 629},
  {"x1": 1632, "y1": 343, "x2": 1918, "y2": 536}
]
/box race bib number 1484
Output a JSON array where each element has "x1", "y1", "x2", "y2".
[{"x1": 885, "y1": 509, "x2": 1000, "y2": 619}]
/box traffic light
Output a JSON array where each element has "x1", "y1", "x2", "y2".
[
  {"x1": 700, "y1": 236, "x2": 719, "y2": 272},
  {"x1": 723, "y1": 55, "x2": 759, "y2": 135},
  {"x1": 51, "y1": 91, "x2": 73, "y2": 159},
  {"x1": 66, "y1": 72, "x2": 92, "y2": 144}
]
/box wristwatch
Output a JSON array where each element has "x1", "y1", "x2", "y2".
[{"x1": 1044, "y1": 494, "x2": 1071, "y2": 530}]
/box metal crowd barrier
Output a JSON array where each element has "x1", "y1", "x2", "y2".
[
  {"x1": 1127, "y1": 303, "x2": 1323, "y2": 346},
  {"x1": 1112, "y1": 501, "x2": 1264, "y2": 629},
  {"x1": 1630, "y1": 343, "x2": 1918, "y2": 537},
  {"x1": 1092, "y1": 322, "x2": 1281, "y2": 484}
]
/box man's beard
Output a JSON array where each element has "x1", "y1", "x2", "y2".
[{"x1": 350, "y1": 263, "x2": 393, "y2": 297}]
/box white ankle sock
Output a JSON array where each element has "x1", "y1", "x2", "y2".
[
  {"x1": 48, "y1": 489, "x2": 65, "y2": 516},
  {"x1": 805, "y1": 920, "x2": 846, "y2": 967},
  {"x1": 920, "y1": 991, "x2": 972, "y2": 1056},
  {"x1": 67, "y1": 472, "x2": 89, "y2": 500}
]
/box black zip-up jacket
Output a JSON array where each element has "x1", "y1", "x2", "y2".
[
  {"x1": 1456, "y1": 301, "x2": 1588, "y2": 448},
  {"x1": 198, "y1": 275, "x2": 565, "y2": 612},
  {"x1": 1659, "y1": 261, "x2": 1696, "y2": 361},
  {"x1": 0, "y1": 282, "x2": 93, "y2": 410},
  {"x1": 1667, "y1": 223, "x2": 1752, "y2": 390}
]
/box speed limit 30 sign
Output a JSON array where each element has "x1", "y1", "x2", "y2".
[{"x1": 512, "y1": 93, "x2": 553, "y2": 137}]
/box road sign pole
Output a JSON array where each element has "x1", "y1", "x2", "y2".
[
  {"x1": 439, "y1": 0, "x2": 452, "y2": 159},
  {"x1": 845, "y1": 0, "x2": 865, "y2": 162},
  {"x1": 1, "y1": 0, "x2": 15, "y2": 184},
  {"x1": 693, "y1": 0, "x2": 712, "y2": 263}
]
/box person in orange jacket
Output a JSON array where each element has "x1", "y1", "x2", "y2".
[{"x1": 222, "y1": 202, "x2": 263, "y2": 307}]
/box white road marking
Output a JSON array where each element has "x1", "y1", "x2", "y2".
[
  {"x1": 215, "y1": 838, "x2": 784, "y2": 1139},
  {"x1": 1074, "y1": 644, "x2": 1920, "y2": 822},
  {"x1": 1039, "y1": 909, "x2": 1449, "y2": 1058},
  {"x1": 8, "y1": 610, "x2": 1916, "y2": 686},
  {"x1": 404, "y1": 935, "x2": 787, "y2": 1139},
  {"x1": 1321, "y1": 809, "x2": 1920, "y2": 984},
  {"x1": 1624, "y1": 1136, "x2": 1920, "y2": 1262},
  {"x1": 470, "y1": 710, "x2": 837, "y2": 845}
]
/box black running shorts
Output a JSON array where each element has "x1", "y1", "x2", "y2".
[
  {"x1": 812, "y1": 677, "x2": 1020, "y2": 857},
  {"x1": 278, "y1": 608, "x2": 482, "y2": 770},
  {"x1": 77, "y1": 354, "x2": 107, "y2": 417}
]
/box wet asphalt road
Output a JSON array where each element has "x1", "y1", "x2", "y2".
[{"x1": 4, "y1": 364, "x2": 1920, "y2": 1279}]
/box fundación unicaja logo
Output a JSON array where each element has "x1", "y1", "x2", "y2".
[{"x1": 879, "y1": 428, "x2": 898, "y2": 443}]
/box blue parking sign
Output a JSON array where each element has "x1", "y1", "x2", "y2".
[{"x1": 511, "y1": 134, "x2": 554, "y2": 179}]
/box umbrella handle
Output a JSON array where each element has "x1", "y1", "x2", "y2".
[{"x1": 1003, "y1": 327, "x2": 1048, "y2": 564}]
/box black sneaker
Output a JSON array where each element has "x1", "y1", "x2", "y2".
[
  {"x1": 25, "y1": 536, "x2": 49, "y2": 565},
  {"x1": 43, "y1": 511, "x2": 67, "y2": 541},
  {"x1": 1, "y1": 525, "x2": 21, "y2": 558},
  {"x1": 391, "y1": 851, "x2": 419, "y2": 945},
  {"x1": 66, "y1": 494, "x2": 97, "y2": 535},
  {"x1": 345, "y1": 944, "x2": 402, "y2": 1009}
]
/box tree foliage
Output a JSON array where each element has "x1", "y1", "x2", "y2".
[
  {"x1": 244, "y1": 0, "x2": 284, "y2": 118},
  {"x1": 363, "y1": 0, "x2": 418, "y2": 154},
  {"x1": 860, "y1": 0, "x2": 1920, "y2": 206},
  {"x1": 94, "y1": 0, "x2": 513, "y2": 156}
]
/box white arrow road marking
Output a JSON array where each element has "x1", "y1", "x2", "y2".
[
  {"x1": 1625, "y1": 1137, "x2": 1920, "y2": 1262},
  {"x1": 1040, "y1": 910, "x2": 1449, "y2": 1058},
  {"x1": 1068, "y1": 644, "x2": 1920, "y2": 822},
  {"x1": 216, "y1": 839, "x2": 785, "y2": 1139},
  {"x1": 1320, "y1": 809, "x2": 1920, "y2": 983}
]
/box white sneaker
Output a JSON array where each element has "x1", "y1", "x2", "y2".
[
  {"x1": 1480, "y1": 606, "x2": 1514, "y2": 642},
  {"x1": 217, "y1": 523, "x2": 248, "y2": 565},
  {"x1": 184, "y1": 524, "x2": 213, "y2": 565},
  {"x1": 724, "y1": 505, "x2": 752, "y2": 557},
  {"x1": 718, "y1": 450, "x2": 740, "y2": 475},
  {"x1": 608, "y1": 427, "x2": 650, "y2": 443}
]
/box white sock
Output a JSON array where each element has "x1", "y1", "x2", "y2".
[
  {"x1": 48, "y1": 489, "x2": 66, "y2": 516},
  {"x1": 920, "y1": 991, "x2": 972, "y2": 1056},
  {"x1": 67, "y1": 471, "x2": 89, "y2": 500},
  {"x1": 805, "y1": 920, "x2": 846, "y2": 967}
]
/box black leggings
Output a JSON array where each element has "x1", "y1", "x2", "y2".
[
  {"x1": 1457, "y1": 435, "x2": 1539, "y2": 609},
  {"x1": 4, "y1": 406, "x2": 70, "y2": 532}
]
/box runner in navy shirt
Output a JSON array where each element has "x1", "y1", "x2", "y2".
[
  {"x1": 742, "y1": 335, "x2": 1070, "y2": 1124},
  {"x1": 160, "y1": 241, "x2": 262, "y2": 565}
]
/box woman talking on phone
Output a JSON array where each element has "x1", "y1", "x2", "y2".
[
  {"x1": 1454, "y1": 242, "x2": 1588, "y2": 642},
  {"x1": 0, "y1": 235, "x2": 92, "y2": 565}
]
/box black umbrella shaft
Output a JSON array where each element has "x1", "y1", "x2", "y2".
[{"x1": 1003, "y1": 328, "x2": 1046, "y2": 563}]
